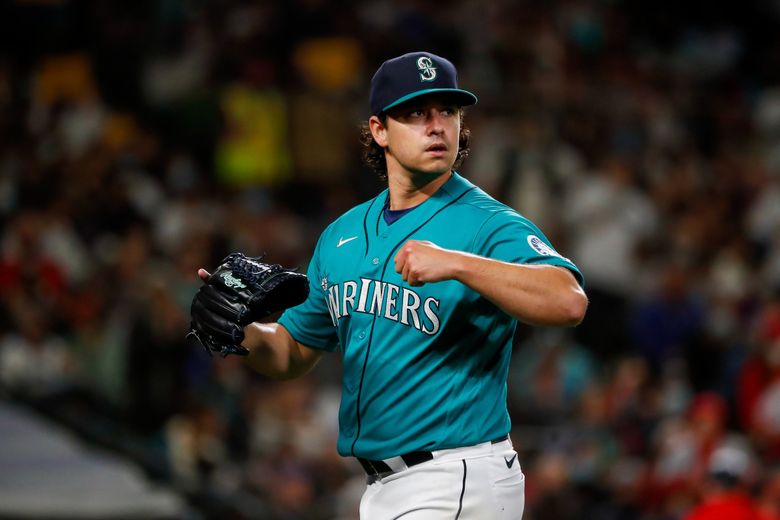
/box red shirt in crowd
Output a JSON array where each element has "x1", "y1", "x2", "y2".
[{"x1": 684, "y1": 492, "x2": 759, "y2": 520}]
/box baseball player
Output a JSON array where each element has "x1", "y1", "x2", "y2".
[{"x1": 199, "y1": 52, "x2": 587, "y2": 519}]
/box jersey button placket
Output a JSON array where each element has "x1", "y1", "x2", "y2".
[{"x1": 345, "y1": 331, "x2": 366, "y2": 392}]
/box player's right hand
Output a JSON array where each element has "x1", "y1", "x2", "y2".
[{"x1": 394, "y1": 240, "x2": 461, "y2": 286}]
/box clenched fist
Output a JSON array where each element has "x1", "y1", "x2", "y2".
[{"x1": 394, "y1": 240, "x2": 463, "y2": 286}]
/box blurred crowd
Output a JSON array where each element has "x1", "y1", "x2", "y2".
[{"x1": 3, "y1": 0, "x2": 780, "y2": 519}]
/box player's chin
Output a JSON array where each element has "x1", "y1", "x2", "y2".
[
  {"x1": 423, "y1": 149, "x2": 456, "y2": 162},
  {"x1": 418, "y1": 157, "x2": 455, "y2": 175}
]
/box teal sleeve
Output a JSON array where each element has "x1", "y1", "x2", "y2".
[
  {"x1": 278, "y1": 236, "x2": 340, "y2": 352},
  {"x1": 473, "y1": 211, "x2": 585, "y2": 288}
]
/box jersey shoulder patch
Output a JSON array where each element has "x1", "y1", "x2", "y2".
[{"x1": 527, "y1": 235, "x2": 562, "y2": 258}]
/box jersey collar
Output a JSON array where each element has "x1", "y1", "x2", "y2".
[{"x1": 368, "y1": 171, "x2": 476, "y2": 238}]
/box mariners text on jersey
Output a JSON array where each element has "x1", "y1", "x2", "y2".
[{"x1": 324, "y1": 277, "x2": 441, "y2": 335}]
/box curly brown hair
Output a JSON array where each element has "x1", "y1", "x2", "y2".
[{"x1": 359, "y1": 112, "x2": 471, "y2": 181}]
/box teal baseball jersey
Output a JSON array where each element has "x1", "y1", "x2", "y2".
[{"x1": 278, "y1": 172, "x2": 583, "y2": 460}]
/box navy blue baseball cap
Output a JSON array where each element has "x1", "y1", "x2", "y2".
[{"x1": 369, "y1": 52, "x2": 477, "y2": 116}]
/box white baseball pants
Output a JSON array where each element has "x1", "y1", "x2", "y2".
[{"x1": 359, "y1": 438, "x2": 525, "y2": 519}]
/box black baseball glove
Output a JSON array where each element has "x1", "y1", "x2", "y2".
[{"x1": 187, "y1": 252, "x2": 309, "y2": 357}]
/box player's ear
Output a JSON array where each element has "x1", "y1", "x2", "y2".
[{"x1": 368, "y1": 115, "x2": 388, "y2": 147}]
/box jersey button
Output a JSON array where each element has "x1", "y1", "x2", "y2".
[
  {"x1": 372, "y1": 257, "x2": 380, "y2": 265},
  {"x1": 358, "y1": 331, "x2": 366, "y2": 340}
]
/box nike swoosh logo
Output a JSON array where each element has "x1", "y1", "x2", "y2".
[
  {"x1": 337, "y1": 236, "x2": 358, "y2": 248},
  {"x1": 504, "y1": 454, "x2": 517, "y2": 468}
]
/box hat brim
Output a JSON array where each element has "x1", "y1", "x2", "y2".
[{"x1": 381, "y1": 88, "x2": 478, "y2": 114}]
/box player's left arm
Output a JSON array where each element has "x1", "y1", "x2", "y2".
[{"x1": 394, "y1": 240, "x2": 587, "y2": 327}]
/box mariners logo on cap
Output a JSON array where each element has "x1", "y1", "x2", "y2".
[
  {"x1": 417, "y1": 56, "x2": 437, "y2": 82},
  {"x1": 369, "y1": 51, "x2": 477, "y2": 115}
]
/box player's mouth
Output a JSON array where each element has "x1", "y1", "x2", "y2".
[{"x1": 425, "y1": 143, "x2": 448, "y2": 157}]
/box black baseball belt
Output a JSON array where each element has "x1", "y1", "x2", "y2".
[{"x1": 357, "y1": 435, "x2": 510, "y2": 478}]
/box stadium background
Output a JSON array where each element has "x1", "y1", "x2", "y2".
[{"x1": 2, "y1": 0, "x2": 780, "y2": 518}]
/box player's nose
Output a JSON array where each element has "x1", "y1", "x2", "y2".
[{"x1": 426, "y1": 111, "x2": 445, "y2": 134}]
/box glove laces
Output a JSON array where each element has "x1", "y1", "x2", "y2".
[{"x1": 227, "y1": 252, "x2": 280, "y2": 283}]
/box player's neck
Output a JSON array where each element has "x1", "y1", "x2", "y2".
[{"x1": 386, "y1": 170, "x2": 452, "y2": 210}]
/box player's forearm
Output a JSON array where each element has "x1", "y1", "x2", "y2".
[
  {"x1": 241, "y1": 323, "x2": 321, "y2": 380},
  {"x1": 451, "y1": 254, "x2": 587, "y2": 327}
]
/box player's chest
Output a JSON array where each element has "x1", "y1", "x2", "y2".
[
  {"x1": 317, "y1": 221, "x2": 480, "y2": 333},
  {"x1": 321, "y1": 216, "x2": 478, "y2": 285}
]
